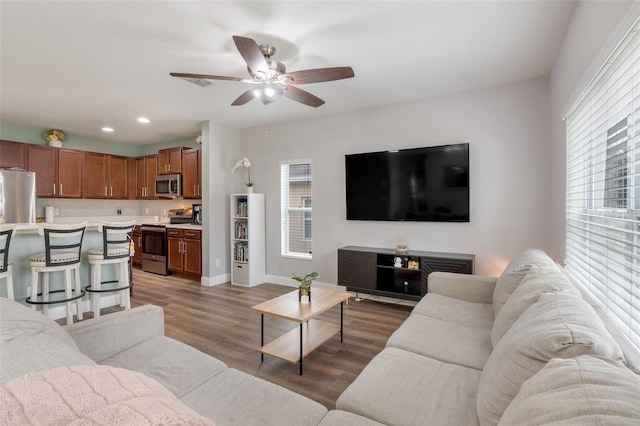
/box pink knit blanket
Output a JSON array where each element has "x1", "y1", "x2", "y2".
[{"x1": 0, "y1": 365, "x2": 213, "y2": 425}]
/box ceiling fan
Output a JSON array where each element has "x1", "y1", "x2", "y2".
[{"x1": 170, "y1": 35, "x2": 355, "y2": 108}]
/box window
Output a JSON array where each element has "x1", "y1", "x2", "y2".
[
  {"x1": 280, "y1": 160, "x2": 312, "y2": 258},
  {"x1": 565, "y1": 18, "x2": 640, "y2": 350}
]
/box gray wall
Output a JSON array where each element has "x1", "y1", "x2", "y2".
[{"x1": 240, "y1": 77, "x2": 551, "y2": 281}]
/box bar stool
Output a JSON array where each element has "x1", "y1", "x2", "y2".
[
  {"x1": 27, "y1": 223, "x2": 87, "y2": 325},
  {"x1": 87, "y1": 221, "x2": 135, "y2": 318},
  {"x1": 0, "y1": 225, "x2": 15, "y2": 300}
]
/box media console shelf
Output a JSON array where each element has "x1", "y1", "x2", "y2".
[{"x1": 337, "y1": 246, "x2": 474, "y2": 301}]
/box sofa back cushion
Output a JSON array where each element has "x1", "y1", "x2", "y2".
[
  {"x1": 0, "y1": 298, "x2": 94, "y2": 386},
  {"x1": 477, "y1": 291, "x2": 625, "y2": 426},
  {"x1": 491, "y1": 268, "x2": 580, "y2": 347},
  {"x1": 492, "y1": 249, "x2": 558, "y2": 318},
  {"x1": 499, "y1": 356, "x2": 640, "y2": 425}
]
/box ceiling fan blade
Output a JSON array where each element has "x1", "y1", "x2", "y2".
[
  {"x1": 231, "y1": 90, "x2": 255, "y2": 106},
  {"x1": 170, "y1": 72, "x2": 244, "y2": 82},
  {"x1": 283, "y1": 86, "x2": 325, "y2": 108},
  {"x1": 232, "y1": 35, "x2": 270, "y2": 77},
  {"x1": 282, "y1": 67, "x2": 354, "y2": 84}
]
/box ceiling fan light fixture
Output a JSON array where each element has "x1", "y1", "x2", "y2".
[{"x1": 253, "y1": 84, "x2": 283, "y2": 105}]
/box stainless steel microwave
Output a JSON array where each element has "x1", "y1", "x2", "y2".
[{"x1": 155, "y1": 174, "x2": 182, "y2": 197}]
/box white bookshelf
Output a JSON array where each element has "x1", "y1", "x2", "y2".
[{"x1": 230, "y1": 193, "x2": 265, "y2": 287}]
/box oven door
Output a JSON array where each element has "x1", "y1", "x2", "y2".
[{"x1": 141, "y1": 226, "x2": 169, "y2": 275}]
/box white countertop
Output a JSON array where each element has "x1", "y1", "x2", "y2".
[{"x1": 9, "y1": 216, "x2": 202, "y2": 234}]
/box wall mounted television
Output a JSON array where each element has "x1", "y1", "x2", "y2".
[{"x1": 345, "y1": 143, "x2": 469, "y2": 222}]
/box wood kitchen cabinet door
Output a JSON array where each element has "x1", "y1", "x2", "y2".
[
  {"x1": 167, "y1": 229, "x2": 184, "y2": 272},
  {"x1": 28, "y1": 145, "x2": 57, "y2": 197},
  {"x1": 184, "y1": 238, "x2": 202, "y2": 275},
  {"x1": 57, "y1": 149, "x2": 84, "y2": 198},
  {"x1": 182, "y1": 148, "x2": 201, "y2": 199},
  {"x1": 85, "y1": 152, "x2": 109, "y2": 198},
  {"x1": 109, "y1": 155, "x2": 128, "y2": 198},
  {"x1": 135, "y1": 155, "x2": 157, "y2": 199},
  {"x1": 0, "y1": 140, "x2": 27, "y2": 169}
]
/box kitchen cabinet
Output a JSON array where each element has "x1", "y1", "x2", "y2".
[
  {"x1": 167, "y1": 228, "x2": 201, "y2": 275},
  {"x1": 84, "y1": 152, "x2": 128, "y2": 199},
  {"x1": 28, "y1": 145, "x2": 83, "y2": 198},
  {"x1": 157, "y1": 147, "x2": 183, "y2": 175},
  {"x1": 182, "y1": 148, "x2": 202, "y2": 199},
  {"x1": 135, "y1": 155, "x2": 157, "y2": 199},
  {"x1": 0, "y1": 140, "x2": 27, "y2": 169},
  {"x1": 131, "y1": 226, "x2": 142, "y2": 267}
]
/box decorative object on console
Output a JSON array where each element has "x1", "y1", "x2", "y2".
[
  {"x1": 395, "y1": 237, "x2": 408, "y2": 254},
  {"x1": 394, "y1": 257, "x2": 403, "y2": 268},
  {"x1": 231, "y1": 157, "x2": 253, "y2": 190},
  {"x1": 408, "y1": 260, "x2": 419, "y2": 270},
  {"x1": 292, "y1": 271, "x2": 319, "y2": 302},
  {"x1": 43, "y1": 129, "x2": 65, "y2": 147}
]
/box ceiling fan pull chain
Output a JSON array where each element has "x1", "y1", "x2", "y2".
[{"x1": 264, "y1": 104, "x2": 270, "y2": 139}]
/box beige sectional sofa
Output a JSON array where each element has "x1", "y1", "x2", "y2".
[
  {"x1": 337, "y1": 249, "x2": 640, "y2": 425},
  {"x1": 2, "y1": 248, "x2": 640, "y2": 425}
]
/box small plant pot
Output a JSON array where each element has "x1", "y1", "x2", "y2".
[{"x1": 298, "y1": 285, "x2": 311, "y2": 302}]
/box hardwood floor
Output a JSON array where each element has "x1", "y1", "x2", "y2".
[{"x1": 108, "y1": 269, "x2": 413, "y2": 409}]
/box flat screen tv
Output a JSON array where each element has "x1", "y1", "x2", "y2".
[{"x1": 345, "y1": 143, "x2": 469, "y2": 222}]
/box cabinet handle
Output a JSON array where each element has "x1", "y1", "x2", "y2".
[
  {"x1": 194, "y1": 184, "x2": 196, "y2": 196},
  {"x1": 138, "y1": 238, "x2": 141, "y2": 247},
  {"x1": 53, "y1": 183, "x2": 56, "y2": 195},
  {"x1": 59, "y1": 184, "x2": 62, "y2": 195},
  {"x1": 110, "y1": 187, "x2": 113, "y2": 197},
  {"x1": 197, "y1": 184, "x2": 200, "y2": 197},
  {"x1": 105, "y1": 186, "x2": 108, "y2": 197}
]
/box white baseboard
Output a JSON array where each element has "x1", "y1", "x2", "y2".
[{"x1": 200, "y1": 273, "x2": 231, "y2": 287}]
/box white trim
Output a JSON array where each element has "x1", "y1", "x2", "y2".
[
  {"x1": 279, "y1": 158, "x2": 312, "y2": 166},
  {"x1": 201, "y1": 273, "x2": 230, "y2": 287}
]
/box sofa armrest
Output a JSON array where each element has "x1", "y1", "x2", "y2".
[
  {"x1": 64, "y1": 305, "x2": 164, "y2": 362},
  {"x1": 427, "y1": 272, "x2": 497, "y2": 304}
]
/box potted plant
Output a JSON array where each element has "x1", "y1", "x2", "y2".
[
  {"x1": 43, "y1": 129, "x2": 66, "y2": 147},
  {"x1": 231, "y1": 157, "x2": 254, "y2": 193},
  {"x1": 292, "y1": 272, "x2": 319, "y2": 302}
]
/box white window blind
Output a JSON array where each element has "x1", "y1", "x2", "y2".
[
  {"x1": 565, "y1": 18, "x2": 640, "y2": 350},
  {"x1": 280, "y1": 160, "x2": 312, "y2": 259}
]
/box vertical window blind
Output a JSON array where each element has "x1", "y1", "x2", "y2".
[
  {"x1": 280, "y1": 160, "x2": 312, "y2": 259},
  {"x1": 565, "y1": 18, "x2": 640, "y2": 350}
]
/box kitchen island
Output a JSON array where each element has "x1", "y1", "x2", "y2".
[{"x1": 5, "y1": 218, "x2": 202, "y2": 321}]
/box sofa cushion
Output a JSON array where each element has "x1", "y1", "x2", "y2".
[
  {"x1": 0, "y1": 365, "x2": 212, "y2": 425},
  {"x1": 318, "y1": 410, "x2": 386, "y2": 426},
  {"x1": 386, "y1": 313, "x2": 492, "y2": 370},
  {"x1": 337, "y1": 347, "x2": 482, "y2": 426},
  {"x1": 492, "y1": 248, "x2": 558, "y2": 317},
  {"x1": 499, "y1": 356, "x2": 640, "y2": 425},
  {"x1": 477, "y1": 291, "x2": 625, "y2": 426},
  {"x1": 491, "y1": 268, "x2": 580, "y2": 347},
  {"x1": 181, "y1": 368, "x2": 328, "y2": 426},
  {"x1": 0, "y1": 298, "x2": 95, "y2": 386},
  {"x1": 412, "y1": 293, "x2": 494, "y2": 330},
  {"x1": 100, "y1": 335, "x2": 228, "y2": 398}
]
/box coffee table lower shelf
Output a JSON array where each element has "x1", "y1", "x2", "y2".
[{"x1": 259, "y1": 319, "x2": 341, "y2": 364}]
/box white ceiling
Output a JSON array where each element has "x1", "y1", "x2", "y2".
[{"x1": 0, "y1": 1, "x2": 575, "y2": 145}]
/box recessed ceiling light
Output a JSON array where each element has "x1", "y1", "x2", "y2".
[
  {"x1": 102, "y1": 127, "x2": 114, "y2": 132},
  {"x1": 137, "y1": 117, "x2": 150, "y2": 124}
]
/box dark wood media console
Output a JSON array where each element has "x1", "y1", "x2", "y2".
[{"x1": 337, "y1": 246, "x2": 475, "y2": 301}]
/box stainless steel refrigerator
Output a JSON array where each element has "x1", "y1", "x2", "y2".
[{"x1": 0, "y1": 169, "x2": 36, "y2": 224}]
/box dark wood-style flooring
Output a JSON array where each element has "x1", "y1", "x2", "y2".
[{"x1": 99, "y1": 269, "x2": 413, "y2": 409}]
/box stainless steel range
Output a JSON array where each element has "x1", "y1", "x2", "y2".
[{"x1": 141, "y1": 225, "x2": 169, "y2": 275}]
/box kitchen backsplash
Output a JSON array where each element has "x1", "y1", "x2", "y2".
[{"x1": 35, "y1": 198, "x2": 194, "y2": 221}]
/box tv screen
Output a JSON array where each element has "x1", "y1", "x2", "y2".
[{"x1": 345, "y1": 143, "x2": 469, "y2": 222}]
